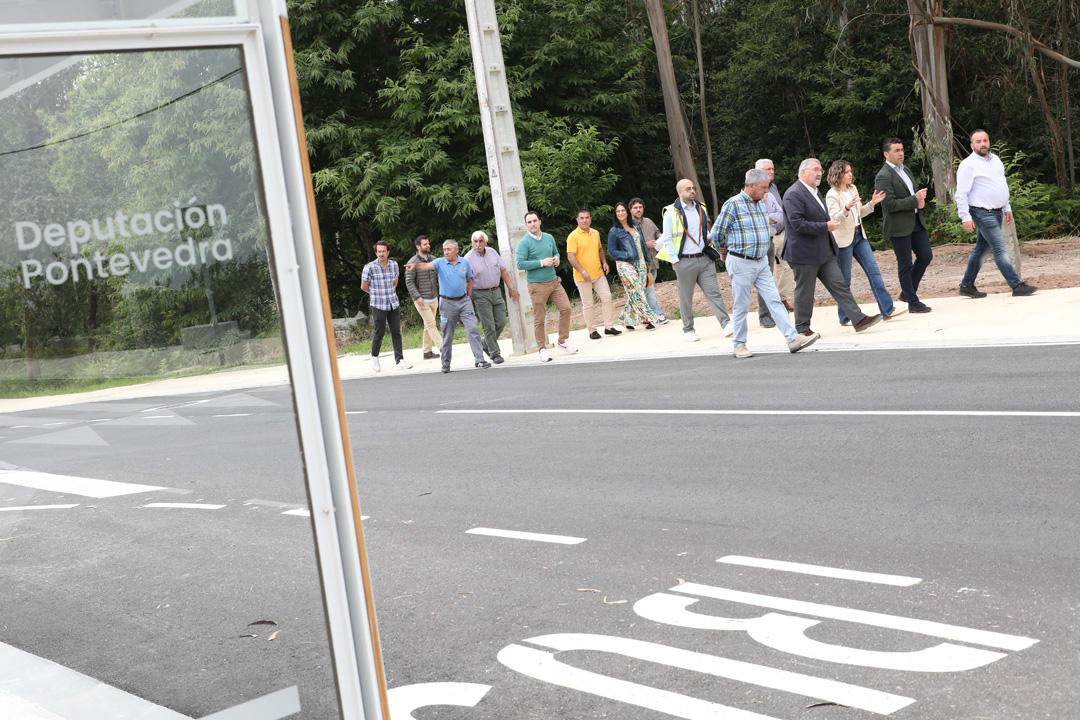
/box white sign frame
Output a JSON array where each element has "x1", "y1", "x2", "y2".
[{"x1": 0, "y1": 4, "x2": 384, "y2": 719}]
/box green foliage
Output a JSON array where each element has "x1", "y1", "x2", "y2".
[{"x1": 521, "y1": 120, "x2": 619, "y2": 224}]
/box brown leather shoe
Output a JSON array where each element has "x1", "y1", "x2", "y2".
[
  {"x1": 783, "y1": 300, "x2": 795, "y2": 312},
  {"x1": 799, "y1": 329, "x2": 815, "y2": 337},
  {"x1": 853, "y1": 314, "x2": 882, "y2": 332}
]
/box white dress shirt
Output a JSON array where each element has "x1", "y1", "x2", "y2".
[
  {"x1": 659, "y1": 199, "x2": 706, "y2": 259},
  {"x1": 955, "y1": 152, "x2": 1012, "y2": 222},
  {"x1": 799, "y1": 180, "x2": 827, "y2": 212}
]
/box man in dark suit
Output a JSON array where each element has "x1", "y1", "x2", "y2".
[
  {"x1": 874, "y1": 137, "x2": 933, "y2": 313},
  {"x1": 781, "y1": 158, "x2": 882, "y2": 335}
]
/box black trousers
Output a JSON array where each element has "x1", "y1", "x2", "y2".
[
  {"x1": 889, "y1": 225, "x2": 933, "y2": 303},
  {"x1": 371, "y1": 306, "x2": 404, "y2": 362},
  {"x1": 790, "y1": 257, "x2": 868, "y2": 332}
]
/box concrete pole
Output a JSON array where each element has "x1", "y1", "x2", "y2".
[{"x1": 464, "y1": 0, "x2": 537, "y2": 355}]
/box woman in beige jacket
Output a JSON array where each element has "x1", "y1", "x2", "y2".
[{"x1": 825, "y1": 159, "x2": 904, "y2": 325}]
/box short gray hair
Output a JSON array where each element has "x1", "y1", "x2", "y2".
[
  {"x1": 442, "y1": 239, "x2": 460, "y2": 250},
  {"x1": 470, "y1": 230, "x2": 488, "y2": 243},
  {"x1": 798, "y1": 158, "x2": 821, "y2": 173},
  {"x1": 754, "y1": 158, "x2": 774, "y2": 170},
  {"x1": 745, "y1": 169, "x2": 770, "y2": 187}
]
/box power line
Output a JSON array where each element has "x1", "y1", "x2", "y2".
[{"x1": 0, "y1": 67, "x2": 243, "y2": 158}]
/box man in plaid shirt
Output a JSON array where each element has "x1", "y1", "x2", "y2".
[
  {"x1": 710, "y1": 169, "x2": 819, "y2": 358},
  {"x1": 361, "y1": 240, "x2": 412, "y2": 372}
]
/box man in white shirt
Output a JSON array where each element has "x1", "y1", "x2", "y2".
[{"x1": 955, "y1": 129, "x2": 1037, "y2": 297}]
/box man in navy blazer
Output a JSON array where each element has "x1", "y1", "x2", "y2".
[{"x1": 781, "y1": 158, "x2": 882, "y2": 335}]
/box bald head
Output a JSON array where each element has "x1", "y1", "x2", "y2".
[{"x1": 676, "y1": 178, "x2": 697, "y2": 204}]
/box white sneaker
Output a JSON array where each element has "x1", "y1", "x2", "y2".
[
  {"x1": 396, "y1": 359, "x2": 412, "y2": 369},
  {"x1": 371, "y1": 356, "x2": 381, "y2": 372},
  {"x1": 733, "y1": 343, "x2": 753, "y2": 359},
  {"x1": 684, "y1": 331, "x2": 699, "y2": 342},
  {"x1": 722, "y1": 322, "x2": 734, "y2": 338},
  {"x1": 557, "y1": 340, "x2": 578, "y2": 354},
  {"x1": 538, "y1": 348, "x2": 552, "y2": 363}
]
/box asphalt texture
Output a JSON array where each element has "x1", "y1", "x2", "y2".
[{"x1": 1, "y1": 343, "x2": 1079, "y2": 719}]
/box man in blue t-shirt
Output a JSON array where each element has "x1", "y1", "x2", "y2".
[{"x1": 406, "y1": 240, "x2": 489, "y2": 373}]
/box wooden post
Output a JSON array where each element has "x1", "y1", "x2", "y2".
[{"x1": 644, "y1": 0, "x2": 701, "y2": 190}]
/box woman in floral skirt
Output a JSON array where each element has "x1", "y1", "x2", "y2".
[{"x1": 607, "y1": 202, "x2": 660, "y2": 330}]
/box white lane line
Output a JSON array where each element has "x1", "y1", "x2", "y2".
[
  {"x1": 0, "y1": 504, "x2": 79, "y2": 512},
  {"x1": 672, "y1": 583, "x2": 1037, "y2": 651},
  {"x1": 345, "y1": 411, "x2": 366, "y2": 415},
  {"x1": 213, "y1": 413, "x2": 251, "y2": 418},
  {"x1": 0, "y1": 470, "x2": 165, "y2": 498},
  {"x1": 142, "y1": 415, "x2": 174, "y2": 420},
  {"x1": 282, "y1": 508, "x2": 310, "y2": 517},
  {"x1": 717, "y1": 555, "x2": 922, "y2": 586},
  {"x1": 466, "y1": 527, "x2": 585, "y2": 545},
  {"x1": 439, "y1": 409, "x2": 1080, "y2": 418},
  {"x1": 142, "y1": 503, "x2": 226, "y2": 510}
]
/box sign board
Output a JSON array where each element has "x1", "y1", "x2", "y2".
[{"x1": 0, "y1": 2, "x2": 384, "y2": 718}]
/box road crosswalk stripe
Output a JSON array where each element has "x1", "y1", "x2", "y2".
[
  {"x1": 466, "y1": 527, "x2": 586, "y2": 544},
  {"x1": 0, "y1": 504, "x2": 79, "y2": 512},
  {"x1": 0, "y1": 470, "x2": 165, "y2": 498}
]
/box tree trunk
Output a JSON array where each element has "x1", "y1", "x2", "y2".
[
  {"x1": 1059, "y1": 0, "x2": 1075, "y2": 187},
  {"x1": 644, "y1": 0, "x2": 701, "y2": 194},
  {"x1": 908, "y1": 0, "x2": 953, "y2": 202},
  {"x1": 691, "y1": 0, "x2": 717, "y2": 213}
]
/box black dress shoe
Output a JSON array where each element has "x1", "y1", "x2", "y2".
[
  {"x1": 589, "y1": 330, "x2": 601, "y2": 340},
  {"x1": 492, "y1": 356, "x2": 505, "y2": 364},
  {"x1": 909, "y1": 300, "x2": 932, "y2": 313},
  {"x1": 897, "y1": 292, "x2": 910, "y2": 304},
  {"x1": 853, "y1": 314, "x2": 882, "y2": 332},
  {"x1": 604, "y1": 327, "x2": 622, "y2": 336},
  {"x1": 958, "y1": 284, "x2": 987, "y2": 299},
  {"x1": 441, "y1": 366, "x2": 450, "y2": 373},
  {"x1": 644, "y1": 322, "x2": 655, "y2": 330},
  {"x1": 624, "y1": 325, "x2": 635, "y2": 331}
]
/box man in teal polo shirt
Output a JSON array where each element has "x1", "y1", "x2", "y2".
[
  {"x1": 406, "y1": 240, "x2": 489, "y2": 373},
  {"x1": 515, "y1": 211, "x2": 575, "y2": 363}
]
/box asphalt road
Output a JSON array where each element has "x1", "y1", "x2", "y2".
[{"x1": 2, "y1": 343, "x2": 1079, "y2": 719}]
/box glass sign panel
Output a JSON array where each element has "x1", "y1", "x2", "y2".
[{"x1": 0, "y1": 46, "x2": 343, "y2": 720}]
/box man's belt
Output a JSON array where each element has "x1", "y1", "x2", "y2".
[
  {"x1": 473, "y1": 287, "x2": 499, "y2": 291},
  {"x1": 440, "y1": 294, "x2": 466, "y2": 301},
  {"x1": 680, "y1": 252, "x2": 704, "y2": 258},
  {"x1": 726, "y1": 250, "x2": 762, "y2": 260},
  {"x1": 970, "y1": 206, "x2": 1004, "y2": 212}
]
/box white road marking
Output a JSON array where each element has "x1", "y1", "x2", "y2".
[
  {"x1": 502, "y1": 633, "x2": 914, "y2": 716},
  {"x1": 439, "y1": 409, "x2": 1080, "y2": 418},
  {"x1": 717, "y1": 555, "x2": 922, "y2": 586},
  {"x1": 345, "y1": 411, "x2": 366, "y2": 415},
  {"x1": 672, "y1": 583, "x2": 1037, "y2": 651},
  {"x1": 388, "y1": 682, "x2": 491, "y2": 718},
  {"x1": 0, "y1": 504, "x2": 79, "y2": 512},
  {"x1": 282, "y1": 509, "x2": 310, "y2": 517},
  {"x1": 0, "y1": 470, "x2": 165, "y2": 498},
  {"x1": 633, "y1": 593, "x2": 1007, "y2": 673},
  {"x1": 466, "y1": 527, "x2": 585, "y2": 544},
  {"x1": 199, "y1": 686, "x2": 300, "y2": 720},
  {"x1": 213, "y1": 413, "x2": 251, "y2": 418},
  {"x1": 142, "y1": 503, "x2": 226, "y2": 510},
  {"x1": 0, "y1": 639, "x2": 191, "y2": 720}
]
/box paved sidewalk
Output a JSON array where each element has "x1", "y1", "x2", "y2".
[{"x1": 4, "y1": 286, "x2": 1079, "y2": 413}]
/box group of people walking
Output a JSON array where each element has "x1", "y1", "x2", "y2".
[{"x1": 362, "y1": 130, "x2": 1037, "y2": 369}]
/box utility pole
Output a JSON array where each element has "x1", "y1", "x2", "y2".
[{"x1": 464, "y1": 0, "x2": 536, "y2": 355}]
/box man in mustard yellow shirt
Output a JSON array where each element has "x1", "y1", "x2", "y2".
[{"x1": 567, "y1": 208, "x2": 619, "y2": 339}]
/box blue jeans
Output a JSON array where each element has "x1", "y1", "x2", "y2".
[
  {"x1": 727, "y1": 254, "x2": 796, "y2": 346},
  {"x1": 961, "y1": 207, "x2": 1021, "y2": 288},
  {"x1": 838, "y1": 227, "x2": 896, "y2": 324},
  {"x1": 644, "y1": 268, "x2": 664, "y2": 317}
]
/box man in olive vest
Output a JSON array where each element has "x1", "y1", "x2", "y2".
[{"x1": 657, "y1": 178, "x2": 733, "y2": 343}]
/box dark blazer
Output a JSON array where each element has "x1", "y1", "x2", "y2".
[
  {"x1": 874, "y1": 162, "x2": 926, "y2": 238},
  {"x1": 780, "y1": 180, "x2": 838, "y2": 265}
]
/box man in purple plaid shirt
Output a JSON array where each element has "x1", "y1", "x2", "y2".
[{"x1": 361, "y1": 240, "x2": 412, "y2": 372}]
